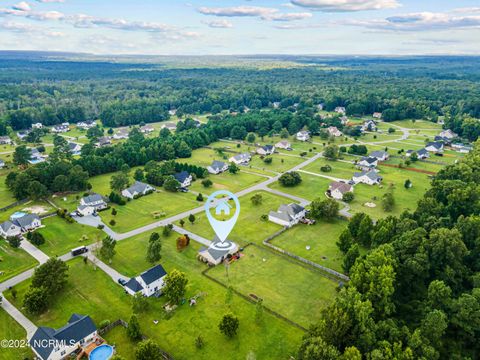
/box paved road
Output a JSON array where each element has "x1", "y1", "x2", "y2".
[
  {"x1": 20, "y1": 239, "x2": 50, "y2": 264},
  {"x1": 0, "y1": 295, "x2": 38, "y2": 338},
  {"x1": 0, "y1": 269, "x2": 35, "y2": 293},
  {"x1": 298, "y1": 169, "x2": 349, "y2": 183},
  {"x1": 85, "y1": 253, "x2": 130, "y2": 283}
]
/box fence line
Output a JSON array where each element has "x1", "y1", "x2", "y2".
[{"x1": 0, "y1": 199, "x2": 28, "y2": 212}]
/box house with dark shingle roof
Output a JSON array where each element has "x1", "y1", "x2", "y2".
[
  {"x1": 406, "y1": 148, "x2": 430, "y2": 159},
  {"x1": 425, "y1": 141, "x2": 444, "y2": 153},
  {"x1": 357, "y1": 156, "x2": 378, "y2": 170},
  {"x1": 174, "y1": 171, "x2": 192, "y2": 188},
  {"x1": 124, "y1": 264, "x2": 168, "y2": 297},
  {"x1": 0, "y1": 214, "x2": 42, "y2": 238},
  {"x1": 0, "y1": 135, "x2": 12, "y2": 145},
  {"x1": 0, "y1": 220, "x2": 21, "y2": 238},
  {"x1": 207, "y1": 160, "x2": 228, "y2": 175},
  {"x1": 121, "y1": 181, "x2": 155, "y2": 199},
  {"x1": 29, "y1": 314, "x2": 97, "y2": 360},
  {"x1": 197, "y1": 237, "x2": 239, "y2": 266},
  {"x1": 268, "y1": 203, "x2": 306, "y2": 227},
  {"x1": 256, "y1": 144, "x2": 275, "y2": 156},
  {"x1": 369, "y1": 150, "x2": 389, "y2": 161},
  {"x1": 352, "y1": 171, "x2": 383, "y2": 185},
  {"x1": 328, "y1": 181, "x2": 353, "y2": 200},
  {"x1": 68, "y1": 142, "x2": 82, "y2": 156},
  {"x1": 79, "y1": 193, "x2": 108, "y2": 211},
  {"x1": 229, "y1": 152, "x2": 251, "y2": 165}
]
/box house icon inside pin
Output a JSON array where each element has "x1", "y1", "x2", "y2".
[{"x1": 215, "y1": 200, "x2": 232, "y2": 216}]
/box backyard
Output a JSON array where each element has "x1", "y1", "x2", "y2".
[{"x1": 0, "y1": 241, "x2": 37, "y2": 282}]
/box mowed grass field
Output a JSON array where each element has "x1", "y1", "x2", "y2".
[
  {"x1": 37, "y1": 216, "x2": 104, "y2": 257},
  {"x1": 189, "y1": 171, "x2": 267, "y2": 195},
  {"x1": 0, "y1": 241, "x2": 37, "y2": 282},
  {"x1": 208, "y1": 244, "x2": 338, "y2": 327},
  {"x1": 176, "y1": 191, "x2": 287, "y2": 246},
  {"x1": 0, "y1": 309, "x2": 33, "y2": 360},
  {"x1": 270, "y1": 220, "x2": 348, "y2": 272},
  {"x1": 0, "y1": 171, "x2": 16, "y2": 206},
  {"x1": 6, "y1": 244, "x2": 303, "y2": 360},
  {"x1": 269, "y1": 172, "x2": 332, "y2": 202}
]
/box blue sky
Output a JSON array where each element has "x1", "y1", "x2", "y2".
[{"x1": 0, "y1": 0, "x2": 479, "y2": 55}]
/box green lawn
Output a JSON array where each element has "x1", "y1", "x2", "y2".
[
  {"x1": 269, "y1": 173, "x2": 332, "y2": 202},
  {"x1": 301, "y1": 158, "x2": 357, "y2": 180},
  {"x1": 357, "y1": 132, "x2": 403, "y2": 143},
  {"x1": 0, "y1": 309, "x2": 33, "y2": 360},
  {"x1": 208, "y1": 244, "x2": 338, "y2": 328},
  {"x1": 388, "y1": 120, "x2": 442, "y2": 130},
  {"x1": 190, "y1": 171, "x2": 266, "y2": 195},
  {"x1": 270, "y1": 220, "x2": 348, "y2": 272},
  {"x1": 7, "y1": 246, "x2": 303, "y2": 359},
  {"x1": 36, "y1": 216, "x2": 104, "y2": 257},
  {"x1": 103, "y1": 326, "x2": 136, "y2": 360},
  {"x1": 0, "y1": 200, "x2": 54, "y2": 222},
  {"x1": 0, "y1": 241, "x2": 38, "y2": 282},
  {"x1": 0, "y1": 172, "x2": 16, "y2": 206},
  {"x1": 176, "y1": 191, "x2": 287, "y2": 246}
]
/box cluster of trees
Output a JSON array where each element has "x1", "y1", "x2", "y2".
[
  {"x1": 279, "y1": 171, "x2": 302, "y2": 187},
  {"x1": 299, "y1": 140, "x2": 480, "y2": 359}
]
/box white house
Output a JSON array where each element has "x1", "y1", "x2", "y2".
[
  {"x1": 296, "y1": 130, "x2": 310, "y2": 142},
  {"x1": 275, "y1": 140, "x2": 291, "y2": 150},
  {"x1": 168, "y1": 109, "x2": 177, "y2": 116},
  {"x1": 0, "y1": 159, "x2": 5, "y2": 169},
  {"x1": 68, "y1": 142, "x2": 82, "y2": 156},
  {"x1": 0, "y1": 221, "x2": 21, "y2": 238},
  {"x1": 372, "y1": 112, "x2": 382, "y2": 119},
  {"x1": 439, "y1": 129, "x2": 458, "y2": 139},
  {"x1": 32, "y1": 123, "x2": 43, "y2": 129},
  {"x1": 256, "y1": 145, "x2": 275, "y2": 156},
  {"x1": 174, "y1": 171, "x2": 192, "y2": 188},
  {"x1": 79, "y1": 193, "x2": 108, "y2": 211},
  {"x1": 370, "y1": 150, "x2": 389, "y2": 162},
  {"x1": 328, "y1": 181, "x2": 353, "y2": 200},
  {"x1": 207, "y1": 160, "x2": 229, "y2": 175},
  {"x1": 0, "y1": 214, "x2": 42, "y2": 238},
  {"x1": 327, "y1": 126, "x2": 343, "y2": 137},
  {"x1": 268, "y1": 203, "x2": 306, "y2": 227},
  {"x1": 362, "y1": 120, "x2": 377, "y2": 132},
  {"x1": 77, "y1": 121, "x2": 96, "y2": 130},
  {"x1": 229, "y1": 152, "x2": 251, "y2": 165},
  {"x1": 140, "y1": 124, "x2": 155, "y2": 134},
  {"x1": 52, "y1": 124, "x2": 70, "y2": 133},
  {"x1": 406, "y1": 148, "x2": 430, "y2": 159},
  {"x1": 30, "y1": 314, "x2": 97, "y2": 360},
  {"x1": 352, "y1": 171, "x2": 383, "y2": 185},
  {"x1": 425, "y1": 142, "x2": 444, "y2": 153},
  {"x1": 340, "y1": 116, "x2": 349, "y2": 125},
  {"x1": 198, "y1": 237, "x2": 239, "y2": 266},
  {"x1": 317, "y1": 103, "x2": 324, "y2": 111},
  {"x1": 0, "y1": 136, "x2": 12, "y2": 145},
  {"x1": 121, "y1": 181, "x2": 155, "y2": 199},
  {"x1": 161, "y1": 122, "x2": 177, "y2": 132},
  {"x1": 335, "y1": 106, "x2": 346, "y2": 115},
  {"x1": 113, "y1": 128, "x2": 129, "y2": 140},
  {"x1": 16, "y1": 130, "x2": 30, "y2": 140},
  {"x1": 95, "y1": 137, "x2": 111, "y2": 147},
  {"x1": 76, "y1": 205, "x2": 95, "y2": 217},
  {"x1": 357, "y1": 156, "x2": 378, "y2": 170},
  {"x1": 451, "y1": 143, "x2": 473, "y2": 153},
  {"x1": 124, "y1": 264, "x2": 167, "y2": 297}
]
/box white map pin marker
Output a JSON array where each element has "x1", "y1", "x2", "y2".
[{"x1": 205, "y1": 190, "x2": 240, "y2": 243}]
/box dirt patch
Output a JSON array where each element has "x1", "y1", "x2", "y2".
[
  {"x1": 364, "y1": 202, "x2": 377, "y2": 208},
  {"x1": 22, "y1": 205, "x2": 50, "y2": 215}
]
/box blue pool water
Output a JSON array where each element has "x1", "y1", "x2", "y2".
[
  {"x1": 89, "y1": 345, "x2": 114, "y2": 360},
  {"x1": 10, "y1": 211, "x2": 27, "y2": 219}
]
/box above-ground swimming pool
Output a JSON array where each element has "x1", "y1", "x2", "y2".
[
  {"x1": 89, "y1": 344, "x2": 114, "y2": 360},
  {"x1": 10, "y1": 211, "x2": 27, "y2": 220}
]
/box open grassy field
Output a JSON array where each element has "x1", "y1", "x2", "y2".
[
  {"x1": 357, "y1": 132, "x2": 404, "y2": 143},
  {"x1": 0, "y1": 241, "x2": 38, "y2": 282},
  {"x1": 269, "y1": 220, "x2": 347, "y2": 272},
  {"x1": 0, "y1": 171, "x2": 16, "y2": 206},
  {"x1": 37, "y1": 216, "x2": 104, "y2": 257},
  {"x1": 103, "y1": 326, "x2": 136, "y2": 360},
  {"x1": 207, "y1": 244, "x2": 338, "y2": 327},
  {"x1": 0, "y1": 309, "x2": 33, "y2": 360},
  {"x1": 176, "y1": 191, "x2": 286, "y2": 246},
  {"x1": 6, "y1": 246, "x2": 303, "y2": 360},
  {"x1": 301, "y1": 158, "x2": 358, "y2": 180},
  {"x1": 269, "y1": 172, "x2": 332, "y2": 202},
  {"x1": 189, "y1": 171, "x2": 267, "y2": 195},
  {"x1": 249, "y1": 153, "x2": 305, "y2": 173},
  {"x1": 388, "y1": 120, "x2": 442, "y2": 130}
]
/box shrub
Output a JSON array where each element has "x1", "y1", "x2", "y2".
[
  {"x1": 8, "y1": 236, "x2": 21, "y2": 248},
  {"x1": 195, "y1": 336, "x2": 204, "y2": 349},
  {"x1": 201, "y1": 179, "x2": 213, "y2": 188},
  {"x1": 320, "y1": 165, "x2": 332, "y2": 173},
  {"x1": 109, "y1": 219, "x2": 116, "y2": 226}
]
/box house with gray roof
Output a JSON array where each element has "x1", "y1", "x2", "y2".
[
  {"x1": 406, "y1": 148, "x2": 430, "y2": 159},
  {"x1": 95, "y1": 136, "x2": 111, "y2": 147},
  {"x1": 256, "y1": 144, "x2": 275, "y2": 156},
  {"x1": 121, "y1": 181, "x2": 155, "y2": 199},
  {"x1": 370, "y1": 150, "x2": 389, "y2": 161},
  {"x1": 352, "y1": 171, "x2": 383, "y2": 185},
  {"x1": 229, "y1": 152, "x2": 251, "y2": 165},
  {"x1": 197, "y1": 237, "x2": 239, "y2": 266},
  {"x1": 174, "y1": 171, "x2": 192, "y2": 188},
  {"x1": 52, "y1": 123, "x2": 70, "y2": 133},
  {"x1": 357, "y1": 156, "x2": 378, "y2": 171},
  {"x1": 113, "y1": 128, "x2": 129, "y2": 140},
  {"x1": 425, "y1": 141, "x2": 444, "y2": 153},
  {"x1": 0, "y1": 135, "x2": 12, "y2": 145},
  {"x1": 29, "y1": 314, "x2": 97, "y2": 360},
  {"x1": 79, "y1": 193, "x2": 107, "y2": 211},
  {"x1": 268, "y1": 203, "x2": 306, "y2": 227},
  {"x1": 0, "y1": 220, "x2": 21, "y2": 238},
  {"x1": 68, "y1": 142, "x2": 82, "y2": 156},
  {"x1": 0, "y1": 159, "x2": 5, "y2": 169},
  {"x1": 140, "y1": 124, "x2": 155, "y2": 134},
  {"x1": 0, "y1": 213, "x2": 42, "y2": 238},
  {"x1": 207, "y1": 160, "x2": 228, "y2": 175},
  {"x1": 124, "y1": 264, "x2": 167, "y2": 297}
]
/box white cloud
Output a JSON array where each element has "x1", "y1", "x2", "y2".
[
  {"x1": 268, "y1": 12, "x2": 312, "y2": 21},
  {"x1": 197, "y1": 5, "x2": 312, "y2": 22},
  {"x1": 202, "y1": 19, "x2": 233, "y2": 28},
  {"x1": 345, "y1": 11, "x2": 480, "y2": 31},
  {"x1": 12, "y1": 2, "x2": 31, "y2": 12},
  {"x1": 290, "y1": 0, "x2": 401, "y2": 12},
  {"x1": 35, "y1": 0, "x2": 65, "y2": 3}
]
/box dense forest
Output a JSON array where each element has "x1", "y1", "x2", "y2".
[{"x1": 0, "y1": 54, "x2": 479, "y2": 133}]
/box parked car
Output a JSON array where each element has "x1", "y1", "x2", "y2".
[
  {"x1": 117, "y1": 278, "x2": 127, "y2": 286},
  {"x1": 179, "y1": 188, "x2": 189, "y2": 193}
]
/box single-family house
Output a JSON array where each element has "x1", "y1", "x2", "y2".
[
  {"x1": 95, "y1": 137, "x2": 111, "y2": 147},
  {"x1": 357, "y1": 156, "x2": 378, "y2": 170},
  {"x1": 296, "y1": 130, "x2": 310, "y2": 142},
  {"x1": 370, "y1": 150, "x2": 389, "y2": 162},
  {"x1": 77, "y1": 121, "x2": 96, "y2": 130},
  {"x1": 272, "y1": 101, "x2": 281, "y2": 109},
  {"x1": 79, "y1": 193, "x2": 108, "y2": 211},
  {"x1": 29, "y1": 148, "x2": 46, "y2": 164},
  {"x1": 229, "y1": 152, "x2": 251, "y2": 165},
  {"x1": 29, "y1": 314, "x2": 97, "y2": 360},
  {"x1": 372, "y1": 112, "x2": 382, "y2": 119},
  {"x1": 268, "y1": 203, "x2": 306, "y2": 228},
  {"x1": 275, "y1": 140, "x2": 291, "y2": 150},
  {"x1": 335, "y1": 106, "x2": 346, "y2": 115},
  {"x1": 362, "y1": 120, "x2": 377, "y2": 132},
  {"x1": 52, "y1": 124, "x2": 70, "y2": 133},
  {"x1": 168, "y1": 109, "x2": 177, "y2": 116},
  {"x1": 0, "y1": 214, "x2": 42, "y2": 238},
  {"x1": 16, "y1": 130, "x2": 30, "y2": 140},
  {"x1": 451, "y1": 143, "x2": 473, "y2": 153},
  {"x1": 317, "y1": 103, "x2": 324, "y2": 111},
  {"x1": 161, "y1": 122, "x2": 177, "y2": 132},
  {"x1": 32, "y1": 122, "x2": 43, "y2": 129},
  {"x1": 340, "y1": 116, "x2": 349, "y2": 125},
  {"x1": 425, "y1": 142, "x2": 444, "y2": 153},
  {"x1": 328, "y1": 181, "x2": 353, "y2": 200},
  {"x1": 207, "y1": 160, "x2": 228, "y2": 175},
  {"x1": 125, "y1": 264, "x2": 167, "y2": 297},
  {"x1": 439, "y1": 129, "x2": 458, "y2": 139},
  {"x1": 406, "y1": 148, "x2": 430, "y2": 159},
  {"x1": 352, "y1": 171, "x2": 383, "y2": 185},
  {"x1": 68, "y1": 142, "x2": 82, "y2": 156},
  {"x1": 121, "y1": 181, "x2": 155, "y2": 199},
  {"x1": 0, "y1": 221, "x2": 21, "y2": 238},
  {"x1": 113, "y1": 128, "x2": 129, "y2": 140},
  {"x1": 197, "y1": 237, "x2": 239, "y2": 266},
  {"x1": 257, "y1": 145, "x2": 275, "y2": 156},
  {"x1": 0, "y1": 159, "x2": 4, "y2": 169},
  {"x1": 76, "y1": 205, "x2": 95, "y2": 217},
  {"x1": 140, "y1": 124, "x2": 155, "y2": 134},
  {"x1": 174, "y1": 171, "x2": 192, "y2": 188},
  {"x1": 327, "y1": 126, "x2": 343, "y2": 137},
  {"x1": 0, "y1": 136, "x2": 12, "y2": 145}
]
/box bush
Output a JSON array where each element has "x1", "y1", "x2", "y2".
[
  {"x1": 111, "y1": 208, "x2": 117, "y2": 216},
  {"x1": 219, "y1": 313, "x2": 239, "y2": 338},
  {"x1": 263, "y1": 157, "x2": 273, "y2": 164},
  {"x1": 97, "y1": 224, "x2": 105, "y2": 230},
  {"x1": 29, "y1": 232, "x2": 45, "y2": 246},
  {"x1": 320, "y1": 165, "x2": 332, "y2": 173},
  {"x1": 109, "y1": 219, "x2": 116, "y2": 226},
  {"x1": 343, "y1": 192, "x2": 355, "y2": 203},
  {"x1": 278, "y1": 171, "x2": 302, "y2": 187},
  {"x1": 201, "y1": 179, "x2": 213, "y2": 188},
  {"x1": 8, "y1": 236, "x2": 21, "y2": 248},
  {"x1": 196, "y1": 193, "x2": 204, "y2": 202},
  {"x1": 195, "y1": 336, "x2": 205, "y2": 349}
]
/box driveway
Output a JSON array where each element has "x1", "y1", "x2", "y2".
[
  {"x1": 20, "y1": 239, "x2": 49, "y2": 264},
  {"x1": 0, "y1": 295, "x2": 37, "y2": 339}
]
